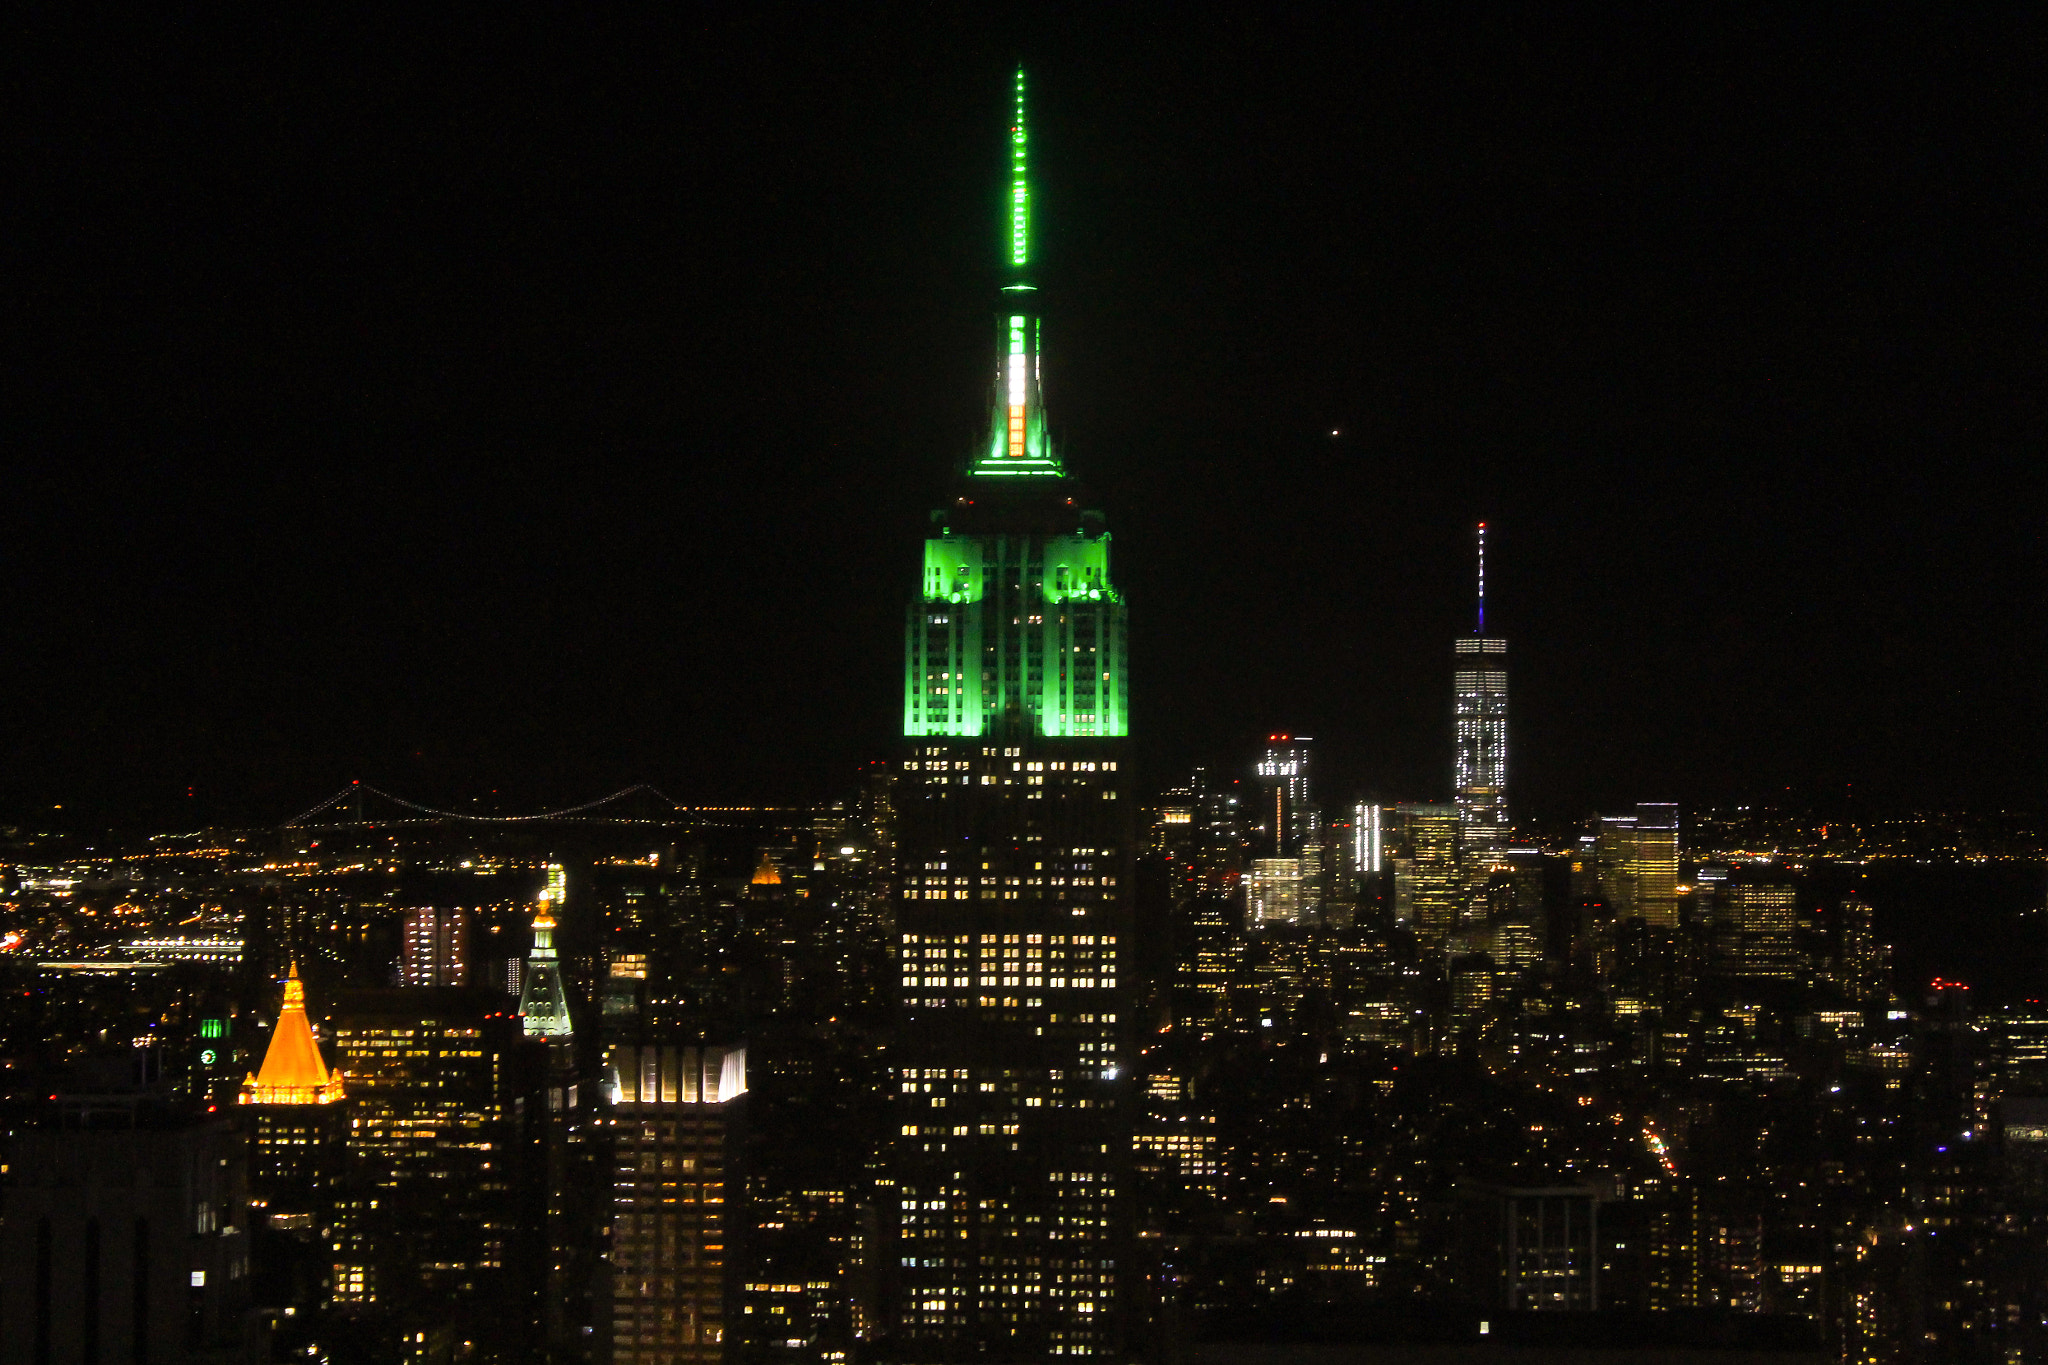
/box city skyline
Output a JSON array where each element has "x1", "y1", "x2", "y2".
[
  {"x1": 6, "y1": 12, "x2": 2042, "y2": 829},
  {"x1": 4, "y1": 28, "x2": 2048, "y2": 1359}
]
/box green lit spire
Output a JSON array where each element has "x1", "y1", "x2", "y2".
[
  {"x1": 1008, "y1": 66, "x2": 1030, "y2": 272},
  {"x1": 907, "y1": 68, "x2": 1127, "y2": 740},
  {"x1": 972, "y1": 66, "x2": 1062, "y2": 479}
]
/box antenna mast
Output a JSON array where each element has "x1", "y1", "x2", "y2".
[
  {"x1": 1476, "y1": 522, "x2": 1487, "y2": 634},
  {"x1": 1009, "y1": 66, "x2": 1029, "y2": 274}
]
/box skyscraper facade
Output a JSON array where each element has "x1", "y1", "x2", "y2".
[
  {"x1": 1, "y1": 1117, "x2": 251, "y2": 1361},
  {"x1": 1351, "y1": 802, "x2": 1384, "y2": 876},
  {"x1": 1389, "y1": 803, "x2": 1463, "y2": 947},
  {"x1": 1454, "y1": 524, "x2": 1509, "y2": 877},
  {"x1": 240, "y1": 968, "x2": 347, "y2": 1316},
  {"x1": 1591, "y1": 806, "x2": 1681, "y2": 929},
  {"x1": 891, "y1": 69, "x2": 1131, "y2": 1362},
  {"x1": 605, "y1": 1042, "x2": 747, "y2": 1364},
  {"x1": 1719, "y1": 877, "x2": 1798, "y2": 980},
  {"x1": 402, "y1": 904, "x2": 470, "y2": 987},
  {"x1": 1254, "y1": 736, "x2": 1315, "y2": 856},
  {"x1": 328, "y1": 990, "x2": 520, "y2": 1324},
  {"x1": 1630, "y1": 804, "x2": 1681, "y2": 928},
  {"x1": 1155, "y1": 769, "x2": 1242, "y2": 1004},
  {"x1": 1254, "y1": 736, "x2": 1321, "y2": 919},
  {"x1": 1245, "y1": 858, "x2": 1305, "y2": 926},
  {"x1": 518, "y1": 866, "x2": 587, "y2": 1353}
]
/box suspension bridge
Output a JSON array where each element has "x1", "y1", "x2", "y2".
[{"x1": 280, "y1": 781, "x2": 729, "y2": 830}]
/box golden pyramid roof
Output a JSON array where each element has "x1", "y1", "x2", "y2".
[
  {"x1": 750, "y1": 853, "x2": 782, "y2": 886},
  {"x1": 239, "y1": 964, "x2": 343, "y2": 1105}
]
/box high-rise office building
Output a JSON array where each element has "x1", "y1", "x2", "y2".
[
  {"x1": 1155, "y1": 769, "x2": 1242, "y2": 1003},
  {"x1": 240, "y1": 966, "x2": 346, "y2": 1309},
  {"x1": 1591, "y1": 806, "x2": 1681, "y2": 928},
  {"x1": 1484, "y1": 848, "x2": 1552, "y2": 955},
  {"x1": 605, "y1": 1042, "x2": 747, "y2": 1364},
  {"x1": 517, "y1": 869, "x2": 587, "y2": 1351},
  {"x1": 402, "y1": 904, "x2": 470, "y2": 987},
  {"x1": 1351, "y1": 802, "x2": 1384, "y2": 876},
  {"x1": 1388, "y1": 803, "x2": 1463, "y2": 947},
  {"x1": 1454, "y1": 524, "x2": 1509, "y2": 877},
  {"x1": 1830, "y1": 897, "x2": 1888, "y2": 1001},
  {"x1": 1254, "y1": 739, "x2": 1321, "y2": 918},
  {"x1": 892, "y1": 69, "x2": 1130, "y2": 1361},
  {"x1": 1717, "y1": 878, "x2": 1798, "y2": 980},
  {"x1": 1592, "y1": 816, "x2": 1641, "y2": 918},
  {"x1": 328, "y1": 990, "x2": 521, "y2": 1327},
  {"x1": 1245, "y1": 858, "x2": 1305, "y2": 926},
  {"x1": 1630, "y1": 804, "x2": 1681, "y2": 928},
  {"x1": 1471, "y1": 1186, "x2": 1601, "y2": 1311},
  {"x1": 1254, "y1": 736, "x2": 1316, "y2": 856}
]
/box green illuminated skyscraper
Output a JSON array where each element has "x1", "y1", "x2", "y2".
[
  {"x1": 892, "y1": 68, "x2": 1133, "y2": 1362},
  {"x1": 904, "y1": 69, "x2": 1129, "y2": 743}
]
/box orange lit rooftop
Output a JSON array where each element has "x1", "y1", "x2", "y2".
[{"x1": 240, "y1": 963, "x2": 344, "y2": 1105}]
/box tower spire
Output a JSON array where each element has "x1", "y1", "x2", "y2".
[
  {"x1": 1008, "y1": 64, "x2": 1029, "y2": 278},
  {"x1": 1476, "y1": 522, "x2": 1487, "y2": 634},
  {"x1": 972, "y1": 66, "x2": 1061, "y2": 478},
  {"x1": 519, "y1": 866, "x2": 574, "y2": 1039}
]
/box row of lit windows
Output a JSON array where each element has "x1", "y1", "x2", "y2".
[
  {"x1": 905, "y1": 757, "x2": 1118, "y2": 774},
  {"x1": 905, "y1": 933, "x2": 1114, "y2": 946},
  {"x1": 908, "y1": 946, "x2": 1113, "y2": 963},
  {"x1": 908, "y1": 885, "x2": 1112, "y2": 899},
  {"x1": 907, "y1": 874, "x2": 1110, "y2": 886},
  {"x1": 902, "y1": 1066, "x2": 1111, "y2": 1093},
  {"x1": 919, "y1": 771, "x2": 1120, "y2": 787},
  {"x1": 904, "y1": 980, "x2": 1117, "y2": 996}
]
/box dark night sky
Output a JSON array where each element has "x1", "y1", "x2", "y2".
[{"x1": 6, "y1": 9, "x2": 2043, "y2": 829}]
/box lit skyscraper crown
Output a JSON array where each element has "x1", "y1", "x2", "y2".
[
  {"x1": 519, "y1": 866, "x2": 574, "y2": 1038},
  {"x1": 240, "y1": 963, "x2": 344, "y2": 1105}
]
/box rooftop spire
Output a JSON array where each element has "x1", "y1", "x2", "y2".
[
  {"x1": 1476, "y1": 522, "x2": 1487, "y2": 634},
  {"x1": 973, "y1": 66, "x2": 1062, "y2": 479},
  {"x1": 240, "y1": 963, "x2": 343, "y2": 1105},
  {"x1": 519, "y1": 866, "x2": 574, "y2": 1039},
  {"x1": 1008, "y1": 65, "x2": 1030, "y2": 276}
]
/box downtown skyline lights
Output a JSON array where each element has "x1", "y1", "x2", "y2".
[{"x1": 2, "y1": 40, "x2": 2044, "y2": 1365}]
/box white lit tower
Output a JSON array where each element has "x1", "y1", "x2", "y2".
[
  {"x1": 519, "y1": 864, "x2": 574, "y2": 1040},
  {"x1": 519, "y1": 863, "x2": 584, "y2": 1351},
  {"x1": 1454, "y1": 524, "x2": 1508, "y2": 877}
]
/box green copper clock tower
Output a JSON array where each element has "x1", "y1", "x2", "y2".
[{"x1": 891, "y1": 68, "x2": 1134, "y2": 1362}]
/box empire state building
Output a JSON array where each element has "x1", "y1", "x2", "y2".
[{"x1": 892, "y1": 68, "x2": 1133, "y2": 1361}]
